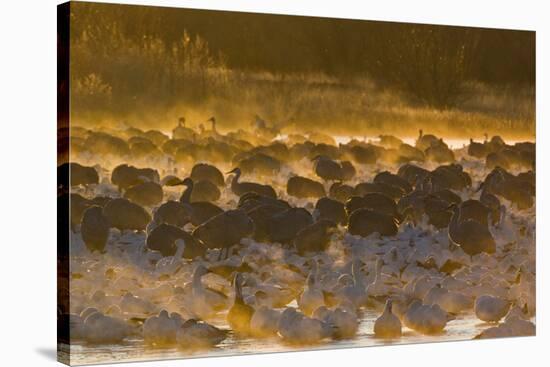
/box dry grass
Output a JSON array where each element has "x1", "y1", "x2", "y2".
[{"x1": 70, "y1": 30, "x2": 535, "y2": 140}]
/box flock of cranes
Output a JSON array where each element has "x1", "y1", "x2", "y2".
[{"x1": 58, "y1": 116, "x2": 536, "y2": 351}]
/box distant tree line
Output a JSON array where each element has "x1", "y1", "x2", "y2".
[{"x1": 69, "y1": 2, "x2": 535, "y2": 110}]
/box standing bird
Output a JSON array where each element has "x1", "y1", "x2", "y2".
[
  {"x1": 124, "y1": 181, "x2": 164, "y2": 207},
  {"x1": 192, "y1": 209, "x2": 254, "y2": 249},
  {"x1": 181, "y1": 264, "x2": 228, "y2": 319},
  {"x1": 374, "y1": 299, "x2": 402, "y2": 338},
  {"x1": 312, "y1": 155, "x2": 343, "y2": 181},
  {"x1": 190, "y1": 163, "x2": 225, "y2": 187},
  {"x1": 267, "y1": 207, "x2": 313, "y2": 244},
  {"x1": 457, "y1": 199, "x2": 492, "y2": 226},
  {"x1": 448, "y1": 204, "x2": 496, "y2": 256},
  {"x1": 293, "y1": 220, "x2": 337, "y2": 255},
  {"x1": 102, "y1": 198, "x2": 151, "y2": 231},
  {"x1": 227, "y1": 273, "x2": 254, "y2": 334},
  {"x1": 111, "y1": 164, "x2": 160, "y2": 192},
  {"x1": 468, "y1": 138, "x2": 488, "y2": 158},
  {"x1": 340, "y1": 161, "x2": 356, "y2": 181},
  {"x1": 207, "y1": 116, "x2": 218, "y2": 134},
  {"x1": 227, "y1": 167, "x2": 277, "y2": 198},
  {"x1": 250, "y1": 291, "x2": 283, "y2": 338},
  {"x1": 172, "y1": 117, "x2": 196, "y2": 140},
  {"x1": 378, "y1": 135, "x2": 404, "y2": 149},
  {"x1": 81, "y1": 206, "x2": 110, "y2": 253},
  {"x1": 146, "y1": 224, "x2": 205, "y2": 259},
  {"x1": 189, "y1": 180, "x2": 221, "y2": 203},
  {"x1": 60, "y1": 162, "x2": 99, "y2": 188},
  {"x1": 329, "y1": 182, "x2": 355, "y2": 202},
  {"x1": 287, "y1": 176, "x2": 326, "y2": 199},
  {"x1": 152, "y1": 200, "x2": 192, "y2": 228},
  {"x1": 348, "y1": 208, "x2": 399, "y2": 237},
  {"x1": 425, "y1": 141, "x2": 455, "y2": 163},
  {"x1": 171, "y1": 178, "x2": 223, "y2": 226},
  {"x1": 315, "y1": 197, "x2": 347, "y2": 225},
  {"x1": 340, "y1": 259, "x2": 368, "y2": 308},
  {"x1": 374, "y1": 171, "x2": 412, "y2": 194},
  {"x1": 415, "y1": 129, "x2": 440, "y2": 151},
  {"x1": 298, "y1": 272, "x2": 325, "y2": 316},
  {"x1": 345, "y1": 193, "x2": 399, "y2": 218}
]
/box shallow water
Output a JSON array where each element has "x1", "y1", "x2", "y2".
[{"x1": 66, "y1": 312, "x2": 513, "y2": 365}]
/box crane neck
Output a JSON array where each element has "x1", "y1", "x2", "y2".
[
  {"x1": 385, "y1": 300, "x2": 393, "y2": 314},
  {"x1": 174, "y1": 240, "x2": 186, "y2": 260},
  {"x1": 231, "y1": 171, "x2": 241, "y2": 189},
  {"x1": 192, "y1": 270, "x2": 203, "y2": 293},
  {"x1": 352, "y1": 261, "x2": 363, "y2": 287},
  {"x1": 234, "y1": 276, "x2": 244, "y2": 305},
  {"x1": 180, "y1": 182, "x2": 193, "y2": 204},
  {"x1": 449, "y1": 207, "x2": 460, "y2": 234}
]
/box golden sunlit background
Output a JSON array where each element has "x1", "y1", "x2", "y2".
[
  {"x1": 68, "y1": 2, "x2": 535, "y2": 139},
  {"x1": 57, "y1": 2, "x2": 536, "y2": 364}
]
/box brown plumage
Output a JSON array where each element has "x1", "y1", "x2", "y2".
[
  {"x1": 345, "y1": 193, "x2": 398, "y2": 218},
  {"x1": 448, "y1": 204, "x2": 496, "y2": 256},
  {"x1": 192, "y1": 209, "x2": 254, "y2": 249},
  {"x1": 81, "y1": 206, "x2": 110, "y2": 253},
  {"x1": 294, "y1": 220, "x2": 337, "y2": 255},
  {"x1": 315, "y1": 197, "x2": 347, "y2": 225},
  {"x1": 172, "y1": 178, "x2": 224, "y2": 226},
  {"x1": 287, "y1": 176, "x2": 326, "y2": 199},
  {"x1": 103, "y1": 198, "x2": 151, "y2": 231},
  {"x1": 348, "y1": 208, "x2": 399, "y2": 237},
  {"x1": 228, "y1": 167, "x2": 277, "y2": 198},
  {"x1": 111, "y1": 164, "x2": 159, "y2": 191},
  {"x1": 146, "y1": 223, "x2": 205, "y2": 259},
  {"x1": 124, "y1": 181, "x2": 164, "y2": 207},
  {"x1": 267, "y1": 207, "x2": 313, "y2": 244}
]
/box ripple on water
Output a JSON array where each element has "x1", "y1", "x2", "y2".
[{"x1": 67, "y1": 312, "x2": 516, "y2": 365}]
